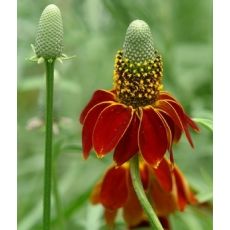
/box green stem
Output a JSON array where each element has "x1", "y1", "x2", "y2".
[
  {"x1": 53, "y1": 161, "x2": 65, "y2": 230},
  {"x1": 52, "y1": 140, "x2": 66, "y2": 230},
  {"x1": 43, "y1": 60, "x2": 55, "y2": 230},
  {"x1": 130, "y1": 155, "x2": 164, "y2": 230}
]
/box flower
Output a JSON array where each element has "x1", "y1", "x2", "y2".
[
  {"x1": 80, "y1": 20, "x2": 199, "y2": 167},
  {"x1": 90, "y1": 158, "x2": 196, "y2": 229}
]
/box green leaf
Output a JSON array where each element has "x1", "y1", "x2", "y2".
[
  {"x1": 197, "y1": 192, "x2": 213, "y2": 203},
  {"x1": 193, "y1": 118, "x2": 213, "y2": 132}
]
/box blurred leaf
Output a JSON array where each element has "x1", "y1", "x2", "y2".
[
  {"x1": 193, "y1": 118, "x2": 213, "y2": 131},
  {"x1": 61, "y1": 143, "x2": 82, "y2": 154},
  {"x1": 171, "y1": 207, "x2": 212, "y2": 230},
  {"x1": 18, "y1": 75, "x2": 44, "y2": 91},
  {"x1": 197, "y1": 192, "x2": 213, "y2": 203},
  {"x1": 79, "y1": 204, "x2": 103, "y2": 230}
]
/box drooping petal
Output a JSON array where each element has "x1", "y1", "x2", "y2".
[
  {"x1": 160, "y1": 112, "x2": 182, "y2": 144},
  {"x1": 93, "y1": 104, "x2": 133, "y2": 157},
  {"x1": 114, "y1": 113, "x2": 139, "y2": 166},
  {"x1": 173, "y1": 166, "x2": 197, "y2": 211},
  {"x1": 90, "y1": 182, "x2": 102, "y2": 204},
  {"x1": 104, "y1": 209, "x2": 118, "y2": 227},
  {"x1": 100, "y1": 166, "x2": 128, "y2": 210},
  {"x1": 157, "y1": 100, "x2": 184, "y2": 131},
  {"x1": 158, "y1": 216, "x2": 171, "y2": 230},
  {"x1": 166, "y1": 100, "x2": 195, "y2": 148},
  {"x1": 151, "y1": 177, "x2": 178, "y2": 216},
  {"x1": 82, "y1": 102, "x2": 111, "y2": 159},
  {"x1": 153, "y1": 158, "x2": 173, "y2": 192},
  {"x1": 123, "y1": 185, "x2": 145, "y2": 227},
  {"x1": 80, "y1": 90, "x2": 115, "y2": 124},
  {"x1": 139, "y1": 163, "x2": 150, "y2": 190},
  {"x1": 138, "y1": 107, "x2": 168, "y2": 167},
  {"x1": 155, "y1": 110, "x2": 172, "y2": 150},
  {"x1": 185, "y1": 114, "x2": 200, "y2": 132}
]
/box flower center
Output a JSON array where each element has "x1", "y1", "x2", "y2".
[{"x1": 113, "y1": 50, "x2": 163, "y2": 108}]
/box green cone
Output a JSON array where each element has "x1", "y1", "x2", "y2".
[
  {"x1": 123, "y1": 20, "x2": 155, "y2": 62},
  {"x1": 35, "y1": 4, "x2": 63, "y2": 60}
]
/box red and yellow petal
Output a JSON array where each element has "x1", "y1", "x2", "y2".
[
  {"x1": 100, "y1": 166, "x2": 129, "y2": 210},
  {"x1": 138, "y1": 107, "x2": 168, "y2": 167},
  {"x1": 114, "y1": 113, "x2": 139, "y2": 166},
  {"x1": 139, "y1": 162, "x2": 151, "y2": 190},
  {"x1": 151, "y1": 178, "x2": 178, "y2": 216},
  {"x1": 158, "y1": 91, "x2": 178, "y2": 102},
  {"x1": 82, "y1": 102, "x2": 111, "y2": 159},
  {"x1": 173, "y1": 166, "x2": 197, "y2": 211},
  {"x1": 157, "y1": 100, "x2": 184, "y2": 131},
  {"x1": 93, "y1": 104, "x2": 133, "y2": 157},
  {"x1": 152, "y1": 158, "x2": 173, "y2": 192},
  {"x1": 104, "y1": 209, "x2": 118, "y2": 227},
  {"x1": 80, "y1": 90, "x2": 115, "y2": 124},
  {"x1": 160, "y1": 113, "x2": 182, "y2": 144},
  {"x1": 185, "y1": 114, "x2": 200, "y2": 132},
  {"x1": 155, "y1": 110, "x2": 172, "y2": 150},
  {"x1": 123, "y1": 185, "x2": 145, "y2": 227},
  {"x1": 166, "y1": 100, "x2": 195, "y2": 148},
  {"x1": 90, "y1": 182, "x2": 102, "y2": 204}
]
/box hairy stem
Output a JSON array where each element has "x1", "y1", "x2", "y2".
[
  {"x1": 130, "y1": 155, "x2": 164, "y2": 230},
  {"x1": 43, "y1": 60, "x2": 55, "y2": 230}
]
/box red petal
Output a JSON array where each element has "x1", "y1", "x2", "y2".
[
  {"x1": 157, "y1": 100, "x2": 184, "y2": 131},
  {"x1": 90, "y1": 182, "x2": 102, "y2": 204},
  {"x1": 160, "y1": 113, "x2": 182, "y2": 144},
  {"x1": 151, "y1": 178, "x2": 178, "y2": 216},
  {"x1": 173, "y1": 166, "x2": 197, "y2": 211},
  {"x1": 140, "y1": 163, "x2": 150, "y2": 190},
  {"x1": 114, "y1": 113, "x2": 139, "y2": 166},
  {"x1": 185, "y1": 114, "x2": 200, "y2": 132},
  {"x1": 104, "y1": 209, "x2": 117, "y2": 227},
  {"x1": 153, "y1": 158, "x2": 173, "y2": 192},
  {"x1": 166, "y1": 100, "x2": 195, "y2": 148},
  {"x1": 123, "y1": 184, "x2": 144, "y2": 227},
  {"x1": 139, "y1": 107, "x2": 168, "y2": 167},
  {"x1": 158, "y1": 91, "x2": 178, "y2": 102},
  {"x1": 80, "y1": 90, "x2": 115, "y2": 124},
  {"x1": 155, "y1": 110, "x2": 172, "y2": 150},
  {"x1": 100, "y1": 166, "x2": 128, "y2": 210},
  {"x1": 93, "y1": 104, "x2": 133, "y2": 156},
  {"x1": 158, "y1": 216, "x2": 171, "y2": 230},
  {"x1": 82, "y1": 102, "x2": 111, "y2": 159}
]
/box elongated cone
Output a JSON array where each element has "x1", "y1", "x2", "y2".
[
  {"x1": 123, "y1": 19, "x2": 156, "y2": 62},
  {"x1": 35, "y1": 4, "x2": 63, "y2": 59}
]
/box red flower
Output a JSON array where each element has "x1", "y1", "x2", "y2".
[
  {"x1": 80, "y1": 20, "x2": 199, "y2": 167},
  {"x1": 90, "y1": 158, "x2": 196, "y2": 228},
  {"x1": 80, "y1": 56, "x2": 199, "y2": 167}
]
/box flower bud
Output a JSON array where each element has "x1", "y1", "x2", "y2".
[{"x1": 35, "y1": 4, "x2": 63, "y2": 59}]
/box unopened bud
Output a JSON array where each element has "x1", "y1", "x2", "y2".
[{"x1": 35, "y1": 4, "x2": 63, "y2": 59}]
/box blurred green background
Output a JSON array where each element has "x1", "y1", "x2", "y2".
[{"x1": 18, "y1": 0, "x2": 212, "y2": 229}]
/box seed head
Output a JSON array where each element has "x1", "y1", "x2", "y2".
[
  {"x1": 123, "y1": 20, "x2": 155, "y2": 62},
  {"x1": 35, "y1": 4, "x2": 63, "y2": 59}
]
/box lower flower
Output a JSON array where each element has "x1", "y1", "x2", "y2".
[{"x1": 90, "y1": 157, "x2": 196, "y2": 229}]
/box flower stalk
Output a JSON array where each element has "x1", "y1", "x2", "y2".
[
  {"x1": 130, "y1": 155, "x2": 164, "y2": 230},
  {"x1": 30, "y1": 4, "x2": 71, "y2": 229},
  {"x1": 43, "y1": 60, "x2": 55, "y2": 230}
]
